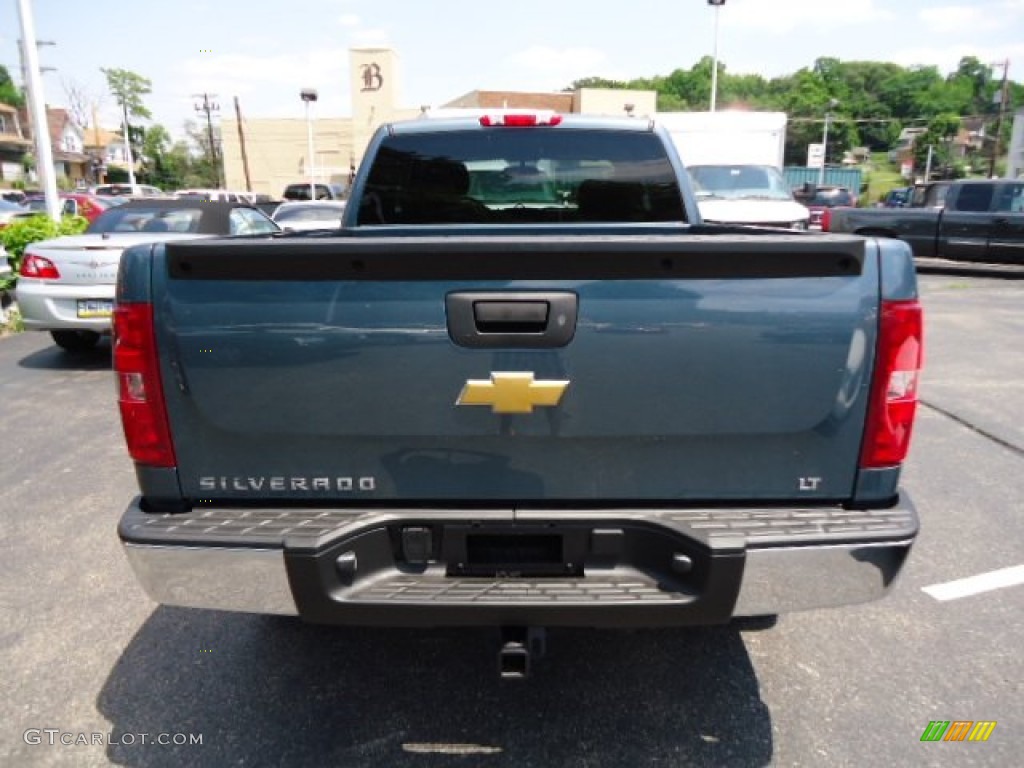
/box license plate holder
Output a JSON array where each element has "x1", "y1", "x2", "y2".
[
  {"x1": 445, "y1": 526, "x2": 585, "y2": 577},
  {"x1": 77, "y1": 299, "x2": 113, "y2": 318}
]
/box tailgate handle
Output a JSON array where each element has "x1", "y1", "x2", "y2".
[
  {"x1": 446, "y1": 292, "x2": 578, "y2": 349},
  {"x1": 474, "y1": 301, "x2": 548, "y2": 333}
]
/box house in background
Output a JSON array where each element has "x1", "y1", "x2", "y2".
[
  {"x1": 951, "y1": 117, "x2": 987, "y2": 160},
  {"x1": 46, "y1": 107, "x2": 89, "y2": 185},
  {"x1": 84, "y1": 126, "x2": 135, "y2": 183},
  {"x1": 0, "y1": 102, "x2": 32, "y2": 185}
]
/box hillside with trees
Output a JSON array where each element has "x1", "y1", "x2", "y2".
[{"x1": 569, "y1": 56, "x2": 1023, "y2": 173}]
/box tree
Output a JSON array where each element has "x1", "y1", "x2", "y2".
[
  {"x1": 182, "y1": 120, "x2": 221, "y2": 187},
  {"x1": 0, "y1": 65, "x2": 24, "y2": 108},
  {"x1": 561, "y1": 55, "x2": 1022, "y2": 170},
  {"x1": 101, "y1": 68, "x2": 152, "y2": 184},
  {"x1": 61, "y1": 77, "x2": 100, "y2": 131},
  {"x1": 138, "y1": 124, "x2": 179, "y2": 187},
  {"x1": 100, "y1": 68, "x2": 152, "y2": 121},
  {"x1": 913, "y1": 113, "x2": 962, "y2": 172}
]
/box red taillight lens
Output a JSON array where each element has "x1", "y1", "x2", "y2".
[
  {"x1": 20, "y1": 253, "x2": 61, "y2": 279},
  {"x1": 820, "y1": 208, "x2": 832, "y2": 232},
  {"x1": 860, "y1": 299, "x2": 923, "y2": 468},
  {"x1": 113, "y1": 303, "x2": 177, "y2": 467},
  {"x1": 479, "y1": 112, "x2": 563, "y2": 127}
]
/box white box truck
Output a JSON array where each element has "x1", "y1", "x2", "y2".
[{"x1": 657, "y1": 111, "x2": 810, "y2": 229}]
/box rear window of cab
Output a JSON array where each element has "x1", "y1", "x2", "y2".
[{"x1": 357, "y1": 127, "x2": 686, "y2": 225}]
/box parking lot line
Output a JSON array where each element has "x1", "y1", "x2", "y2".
[{"x1": 922, "y1": 565, "x2": 1024, "y2": 601}]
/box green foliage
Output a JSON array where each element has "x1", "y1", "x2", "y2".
[
  {"x1": 102, "y1": 68, "x2": 153, "y2": 169},
  {"x1": 101, "y1": 68, "x2": 153, "y2": 120},
  {"x1": 913, "y1": 112, "x2": 963, "y2": 169},
  {"x1": 1, "y1": 306, "x2": 24, "y2": 336},
  {"x1": 564, "y1": 54, "x2": 1022, "y2": 166},
  {"x1": 0, "y1": 214, "x2": 89, "y2": 291},
  {"x1": 56, "y1": 175, "x2": 75, "y2": 192},
  {"x1": 0, "y1": 64, "x2": 24, "y2": 107}
]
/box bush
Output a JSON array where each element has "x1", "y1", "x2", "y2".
[{"x1": 0, "y1": 214, "x2": 89, "y2": 291}]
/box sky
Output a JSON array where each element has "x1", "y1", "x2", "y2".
[{"x1": 2, "y1": 0, "x2": 1022, "y2": 143}]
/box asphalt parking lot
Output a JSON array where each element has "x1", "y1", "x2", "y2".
[{"x1": 1, "y1": 272, "x2": 1021, "y2": 767}]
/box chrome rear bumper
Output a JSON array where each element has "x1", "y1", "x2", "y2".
[{"x1": 120, "y1": 496, "x2": 916, "y2": 625}]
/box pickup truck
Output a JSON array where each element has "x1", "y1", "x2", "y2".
[
  {"x1": 826, "y1": 179, "x2": 1024, "y2": 264},
  {"x1": 115, "y1": 113, "x2": 922, "y2": 675}
]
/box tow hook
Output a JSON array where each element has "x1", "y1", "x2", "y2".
[{"x1": 499, "y1": 626, "x2": 546, "y2": 679}]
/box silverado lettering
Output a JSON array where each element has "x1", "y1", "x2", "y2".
[
  {"x1": 115, "y1": 112, "x2": 922, "y2": 677},
  {"x1": 198, "y1": 477, "x2": 377, "y2": 492}
]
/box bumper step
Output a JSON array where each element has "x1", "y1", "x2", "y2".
[{"x1": 119, "y1": 495, "x2": 917, "y2": 625}]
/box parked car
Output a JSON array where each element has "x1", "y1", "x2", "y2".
[
  {"x1": 244, "y1": 192, "x2": 276, "y2": 204},
  {"x1": 793, "y1": 185, "x2": 858, "y2": 230},
  {"x1": 16, "y1": 199, "x2": 280, "y2": 351},
  {"x1": 174, "y1": 189, "x2": 252, "y2": 203},
  {"x1": 94, "y1": 195, "x2": 131, "y2": 208},
  {"x1": 21, "y1": 193, "x2": 113, "y2": 223},
  {"x1": 282, "y1": 182, "x2": 346, "y2": 201},
  {"x1": 0, "y1": 199, "x2": 34, "y2": 229},
  {"x1": 826, "y1": 179, "x2": 1024, "y2": 264},
  {"x1": 90, "y1": 183, "x2": 165, "y2": 198},
  {"x1": 880, "y1": 187, "x2": 911, "y2": 208},
  {"x1": 272, "y1": 200, "x2": 347, "y2": 231}
]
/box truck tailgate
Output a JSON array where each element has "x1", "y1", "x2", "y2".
[{"x1": 150, "y1": 233, "x2": 876, "y2": 503}]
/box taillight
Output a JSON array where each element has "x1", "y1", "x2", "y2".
[
  {"x1": 113, "y1": 303, "x2": 177, "y2": 467},
  {"x1": 860, "y1": 299, "x2": 923, "y2": 468},
  {"x1": 20, "y1": 253, "x2": 61, "y2": 279},
  {"x1": 479, "y1": 112, "x2": 563, "y2": 127},
  {"x1": 820, "y1": 208, "x2": 832, "y2": 232}
]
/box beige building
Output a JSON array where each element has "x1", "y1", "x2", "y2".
[{"x1": 220, "y1": 48, "x2": 657, "y2": 197}]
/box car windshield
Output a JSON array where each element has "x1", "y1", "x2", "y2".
[
  {"x1": 807, "y1": 189, "x2": 853, "y2": 207},
  {"x1": 284, "y1": 184, "x2": 334, "y2": 201},
  {"x1": 688, "y1": 165, "x2": 794, "y2": 201},
  {"x1": 88, "y1": 206, "x2": 204, "y2": 234},
  {"x1": 274, "y1": 204, "x2": 346, "y2": 222}
]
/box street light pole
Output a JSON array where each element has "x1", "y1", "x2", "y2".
[
  {"x1": 818, "y1": 98, "x2": 840, "y2": 186},
  {"x1": 301, "y1": 88, "x2": 318, "y2": 199},
  {"x1": 708, "y1": 0, "x2": 726, "y2": 112},
  {"x1": 15, "y1": 0, "x2": 60, "y2": 222}
]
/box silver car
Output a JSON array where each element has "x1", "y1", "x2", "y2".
[
  {"x1": 272, "y1": 200, "x2": 347, "y2": 232},
  {"x1": 16, "y1": 200, "x2": 279, "y2": 351}
]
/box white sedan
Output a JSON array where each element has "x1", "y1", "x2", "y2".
[
  {"x1": 272, "y1": 200, "x2": 346, "y2": 232},
  {"x1": 16, "y1": 199, "x2": 279, "y2": 351}
]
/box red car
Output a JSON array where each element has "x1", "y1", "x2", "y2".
[
  {"x1": 21, "y1": 193, "x2": 112, "y2": 223},
  {"x1": 794, "y1": 185, "x2": 858, "y2": 230}
]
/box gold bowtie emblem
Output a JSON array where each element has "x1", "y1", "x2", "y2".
[{"x1": 456, "y1": 372, "x2": 569, "y2": 414}]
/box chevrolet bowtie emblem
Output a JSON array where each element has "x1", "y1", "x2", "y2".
[{"x1": 456, "y1": 372, "x2": 569, "y2": 414}]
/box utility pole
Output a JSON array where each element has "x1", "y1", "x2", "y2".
[
  {"x1": 15, "y1": 0, "x2": 59, "y2": 221},
  {"x1": 193, "y1": 93, "x2": 221, "y2": 187},
  {"x1": 233, "y1": 96, "x2": 252, "y2": 192},
  {"x1": 988, "y1": 59, "x2": 1010, "y2": 178},
  {"x1": 16, "y1": 38, "x2": 56, "y2": 89},
  {"x1": 818, "y1": 99, "x2": 840, "y2": 186}
]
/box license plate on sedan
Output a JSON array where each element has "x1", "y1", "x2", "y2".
[{"x1": 77, "y1": 299, "x2": 113, "y2": 318}]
